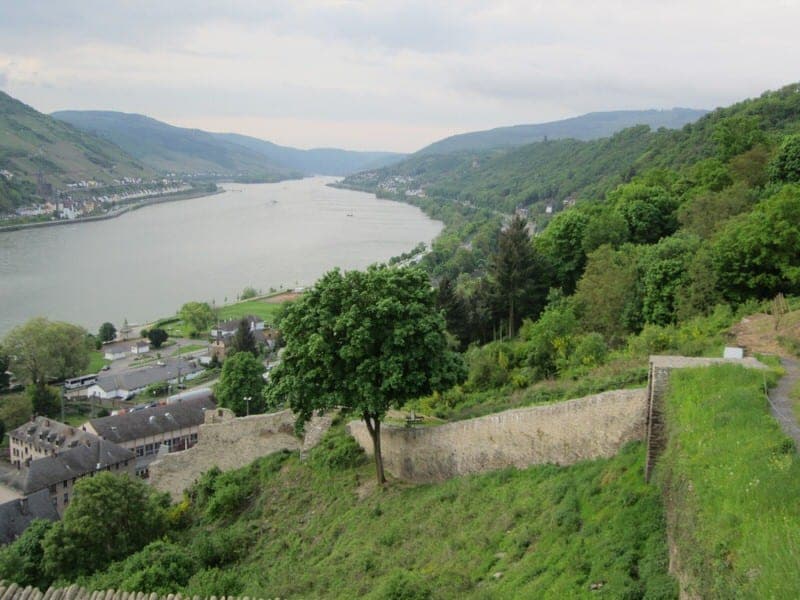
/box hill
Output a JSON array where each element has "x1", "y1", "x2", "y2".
[
  {"x1": 343, "y1": 83, "x2": 800, "y2": 215},
  {"x1": 0, "y1": 92, "x2": 154, "y2": 210},
  {"x1": 211, "y1": 132, "x2": 405, "y2": 175},
  {"x1": 51, "y1": 111, "x2": 297, "y2": 180},
  {"x1": 417, "y1": 108, "x2": 707, "y2": 155},
  {"x1": 52, "y1": 111, "x2": 405, "y2": 177}
]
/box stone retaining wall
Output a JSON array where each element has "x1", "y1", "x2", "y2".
[
  {"x1": 0, "y1": 581, "x2": 259, "y2": 600},
  {"x1": 347, "y1": 388, "x2": 647, "y2": 483},
  {"x1": 149, "y1": 409, "x2": 331, "y2": 500}
]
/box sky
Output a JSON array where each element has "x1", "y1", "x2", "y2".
[{"x1": 1, "y1": 1, "x2": 799, "y2": 153}]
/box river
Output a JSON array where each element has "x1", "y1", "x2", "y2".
[{"x1": 0, "y1": 177, "x2": 442, "y2": 335}]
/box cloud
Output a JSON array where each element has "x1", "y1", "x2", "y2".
[{"x1": 2, "y1": 1, "x2": 800, "y2": 151}]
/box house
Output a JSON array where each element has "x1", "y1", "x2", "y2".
[
  {"x1": 102, "y1": 341, "x2": 129, "y2": 361},
  {"x1": 86, "y1": 359, "x2": 204, "y2": 400},
  {"x1": 0, "y1": 488, "x2": 59, "y2": 545},
  {"x1": 209, "y1": 327, "x2": 277, "y2": 361},
  {"x1": 82, "y1": 394, "x2": 215, "y2": 477},
  {"x1": 210, "y1": 315, "x2": 265, "y2": 340},
  {"x1": 8, "y1": 417, "x2": 93, "y2": 468},
  {"x1": 131, "y1": 341, "x2": 150, "y2": 355},
  {"x1": 2, "y1": 418, "x2": 134, "y2": 517}
]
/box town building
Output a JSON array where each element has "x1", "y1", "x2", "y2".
[
  {"x1": 210, "y1": 315, "x2": 265, "y2": 340},
  {"x1": 82, "y1": 393, "x2": 215, "y2": 477},
  {"x1": 2, "y1": 418, "x2": 135, "y2": 517},
  {"x1": 86, "y1": 359, "x2": 204, "y2": 400}
]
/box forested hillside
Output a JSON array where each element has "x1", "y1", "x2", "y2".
[
  {"x1": 0, "y1": 92, "x2": 153, "y2": 209},
  {"x1": 416, "y1": 108, "x2": 706, "y2": 155},
  {"x1": 52, "y1": 111, "x2": 297, "y2": 180}
]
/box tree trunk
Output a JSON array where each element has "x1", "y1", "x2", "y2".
[{"x1": 363, "y1": 412, "x2": 386, "y2": 484}]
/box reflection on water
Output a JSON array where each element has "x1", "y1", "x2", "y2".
[{"x1": 0, "y1": 177, "x2": 442, "y2": 334}]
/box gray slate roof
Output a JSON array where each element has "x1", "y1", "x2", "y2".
[
  {"x1": 87, "y1": 396, "x2": 215, "y2": 444},
  {"x1": 94, "y1": 359, "x2": 204, "y2": 393},
  {"x1": 1, "y1": 439, "x2": 134, "y2": 495},
  {"x1": 8, "y1": 417, "x2": 93, "y2": 454},
  {"x1": 0, "y1": 488, "x2": 58, "y2": 544}
]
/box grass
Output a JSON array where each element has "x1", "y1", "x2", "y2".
[
  {"x1": 80, "y1": 430, "x2": 676, "y2": 599},
  {"x1": 656, "y1": 364, "x2": 800, "y2": 598},
  {"x1": 85, "y1": 351, "x2": 110, "y2": 375},
  {"x1": 171, "y1": 344, "x2": 206, "y2": 357},
  {"x1": 216, "y1": 299, "x2": 286, "y2": 325}
]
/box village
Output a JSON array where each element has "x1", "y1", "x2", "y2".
[{"x1": 0, "y1": 312, "x2": 280, "y2": 541}]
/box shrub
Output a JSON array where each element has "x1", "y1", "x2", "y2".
[{"x1": 308, "y1": 427, "x2": 366, "y2": 471}]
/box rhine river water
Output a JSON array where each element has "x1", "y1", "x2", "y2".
[{"x1": 0, "y1": 177, "x2": 442, "y2": 335}]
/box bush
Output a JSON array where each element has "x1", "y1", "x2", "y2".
[
  {"x1": 376, "y1": 570, "x2": 432, "y2": 600},
  {"x1": 308, "y1": 427, "x2": 366, "y2": 471},
  {"x1": 240, "y1": 286, "x2": 258, "y2": 300}
]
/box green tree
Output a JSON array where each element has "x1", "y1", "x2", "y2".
[
  {"x1": 0, "y1": 519, "x2": 55, "y2": 588},
  {"x1": 573, "y1": 244, "x2": 642, "y2": 345},
  {"x1": 610, "y1": 182, "x2": 678, "y2": 245},
  {"x1": 711, "y1": 185, "x2": 800, "y2": 302},
  {"x1": 2, "y1": 318, "x2": 90, "y2": 387},
  {"x1": 229, "y1": 319, "x2": 258, "y2": 357},
  {"x1": 639, "y1": 235, "x2": 700, "y2": 326},
  {"x1": 435, "y1": 276, "x2": 470, "y2": 347},
  {"x1": 711, "y1": 115, "x2": 766, "y2": 161},
  {"x1": 0, "y1": 349, "x2": 10, "y2": 391},
  {"x1": 146, "y1": 327, "x2": 169, "y2": 349},
  {"x1": 98, "y1": 322, "x2": 116, "y2": 343},
  {"x1": 215, "y1": 352, "x2": 265, "y2": 416},
  {"x1": 489, "y1": 215, "x2": 547, "y2": 337},
  {"x1": 769, "y1": 134, "x2": 800, "y2": 183},
  {"x1": 535, "y1": 208, "x2": 589, "y2": 293},
  {"x1": 27, "y1": 383, "x2": 60, "y2": 418},
  {"x1": 240, "y1": 286, "x2": 258, "y2": 300},
  {"x1": 266, "y1": 266, "x2": 465, "y2": 483},
  {"x1": 180, "y1": 302, "x2": 215, "y2": 336},
  {"x1": 42, "y1": 472, "x2": 169, "y2": 580}
]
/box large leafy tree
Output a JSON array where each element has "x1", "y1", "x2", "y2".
[
  {"x1": 145, "y1": 327, "x2": 168, "y2": 349},
  {"x1": 179, "y1": 301, "x2": 215, "y2": 336},
  {"x1": 229, "y1": 318, "x2": 258, "y2": 357},
  {"x1": 42, "y1": 473, "x2": 168, "y2": 581},
  {"x1": 712, "y1": 185, "x2": 800, "y2": 302},
  {"x1": 98, "y1": 322, "x2": 116, "y2": 343},
  {"x1": 215, "y1": 351, "x2": 265, "y2": 415},
  {"x1": 489, "y1": 215, "x2": 547, "y2": 337},
  {"x1": 266, "y1": 265, "x2": 465, "y2": 483},
  {"x1": 2, "y1": 317, "x2": 89, "y2": 387},
  {"x1": 769, "y1": 134, "x2": 800, "y2": 183},
  {"x1": 0, "y1": 349, "x2": 10, "y2": 391}
]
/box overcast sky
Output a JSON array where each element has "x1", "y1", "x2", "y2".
[{"x1": 1, "y1": 1, "x2": 799, "y2": 152}]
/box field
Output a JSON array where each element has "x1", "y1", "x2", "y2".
[
  {"x1": 657, "y1": 365, "x2": 800, "y2": 597},
  {"x1": 215, "y1": 298, "x2": 286, "y2": 324}
]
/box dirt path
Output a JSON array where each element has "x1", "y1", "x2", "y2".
[
  {"x1": 767, "y1": 356, "x2": 800, "y2": 446},
  {"x1": 732, "y1": 311, "x2": 800, "y2": 445}
]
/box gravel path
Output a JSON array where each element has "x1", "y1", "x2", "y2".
[{"x1": 767, "y1": 356, "x2": 800, "y2": 446}]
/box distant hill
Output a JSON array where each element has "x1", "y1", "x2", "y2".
[
  {"x1": 342, "y1": 83, "x2": 800, "y2": 214},
  {"x1": 416, "y1": 108, "x2": 708, "y2": 155},
  {"x1": 0, "y1": 91, "x2": 154, "y2": 209},
  {"x1": 211, "y1": 132, "x2": 405, "y2": 175},
  {"x1": 52, "y1": 111, "x2": 296, "y2": 180},
  {"x1": 53, "y1": 111, "x2": 405, "y2": 177}
]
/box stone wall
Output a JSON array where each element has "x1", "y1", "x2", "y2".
[
  {"x1": 347, "y1": 388, "x2": 647, "y2": 483},
  {"x1": 0, "y1": 581, "x2": 260, "y2": 600},
  {"x1": 149, "y1": 409, "x2": 331, "y2": 500}
]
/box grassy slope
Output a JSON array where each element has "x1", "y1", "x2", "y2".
[
  {"x1": 657, "y1": 365, "x2": 800, "y2": 597},
  {"x1": 0, "y1": 92, "x2": 152, "y2": 191},
  {"x1": 84, "y1": 434, "x2": 676, "y2": 599}
]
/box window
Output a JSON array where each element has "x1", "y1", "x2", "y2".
[
  {"x1": 136, "y1": 446, "x2": 144, "y2": 457},
  {"x1": 63, "y1": 493, "x2": 69, "y2": 505}
]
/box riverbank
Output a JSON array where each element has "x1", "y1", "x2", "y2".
[{"x1": 0, "y1": 187, "x2": 224, "y2": 233}]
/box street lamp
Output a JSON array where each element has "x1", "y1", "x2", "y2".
[{"x1": 244, "y1": 396, "x2": 252, "y2": 416}]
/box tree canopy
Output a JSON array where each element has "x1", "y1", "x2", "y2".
[
  {"x1": 180, "y1": 302, "x2": 215, "y2": 336},
  {"x1": 146, "y1": 327, "x2": 169, "y2": 349},
  {"x1": 229, "y1": 319, "x2": 258, "y2": 357},
  {"x1": 2, "y1": 317, "x2": 89, "y2": 386},
  {"x1": 266, "y1": 265, "x2": 465, "y2": 483},
  {"x1": 98, "y1": 322, "x2": 116, "y2": 343},
  {"x1": 215, "y1": 351, "x2": 265, "y2": 416},
  {"x1": 42, "y1": 472, "x2": 169, "y2": 581}
]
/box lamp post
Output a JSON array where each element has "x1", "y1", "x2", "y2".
[{"x1": 244, "y1": 396, "x2": 252, "y2": 416}]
